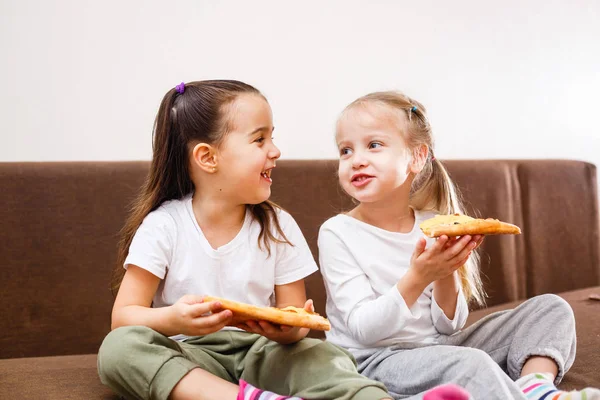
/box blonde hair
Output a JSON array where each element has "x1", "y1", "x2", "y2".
[{"x1": 343, "y1": 91, "x2": 486, "y2": 306}]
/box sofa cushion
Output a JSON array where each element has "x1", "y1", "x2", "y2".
[
  {"x1": 0, "y1": 354, "x2": 116, "y2": 399},
  {"x1": 1, "y1": 287, "x2": 596, "y2": 399}
]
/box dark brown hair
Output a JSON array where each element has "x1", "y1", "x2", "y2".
[{"x1": 111, "y1": 80, "x2": 290, "y2": 295}]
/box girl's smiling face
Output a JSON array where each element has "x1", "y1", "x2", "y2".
[
  {"x1": 216, "y1": 93, "x2": 281, "y2": 205},
  {"x1": 336, "y1": 102, "x2": 417, "y2": 204}
]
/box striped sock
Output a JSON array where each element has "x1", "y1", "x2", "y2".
[
  {"x1": 237, "y1": 379, "x2": 303, "y2": 400},
  {"x1": 516, "y1": 373, "x2": 600, "y2": 400}
]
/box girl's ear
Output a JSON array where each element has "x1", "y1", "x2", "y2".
[
  {"x1": 410, "y1": 144, "x2": 429, "y2": 174},
  {"x1": 192, "y1": 143, "x2": 219, "y2": 174}
]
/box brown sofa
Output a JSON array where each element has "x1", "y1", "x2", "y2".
[{"x1": 1, "y1": 159, "x2": 599, "y2": 399}]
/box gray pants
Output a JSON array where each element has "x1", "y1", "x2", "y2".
[{"x1": 352, "y1": 294, "x2": 576, "y2": 400}]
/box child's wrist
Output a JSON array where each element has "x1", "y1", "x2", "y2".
[
  {"x1": 163, "y1": 305, "x2": 179, "y2": 334},
  {"x1": 406, "y1": 267, "x2": 431, "y2": 289}
]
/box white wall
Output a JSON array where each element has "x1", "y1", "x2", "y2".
[{"x1": 1, "y1": 0, "x2": 599, "y2": 164}]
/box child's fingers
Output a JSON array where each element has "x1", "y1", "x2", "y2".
[
  {"x1": 450, "y1": 240, "x2": 476, "y2": 265},
  {"x1": 245, "y1": 320, "x2": 262, "y2": 333},
  {"x1": 430, "y1": 235, "x2": 449, "y2": 253},
  {"x1": 234, "y1": 323, "x2": 252, "y2": 332},
  {"x1": 443, "y1": 237, "x2": 460, "y2": 250},
  {"x1": 206, "y1": 301, "x2": 226, "y2": 313},
  {"x1": 444, "y1": 235, "x2": 472, "y2": 260},
  {"x1": 194, "y1": 309, "x2": 232, "y2": 328},
  {"x1": 413, "y1": 237, "x2": 429, "y2": 258},
  {"x1": 257, "y1": 320, "x2": 280, "y2": 334},
  {"x1": 473, "y1": 235, "x2": 484, "y2": 249},
  {"x1": 187, "y1": 302, "x2": 213, "y2": 317},
  {"x1": 445, "y1": 235, "x2": 483, "y2": 251},
  {"x1": 208, "y1": 318, "x2": 231, "y2": 333},
  {"x1": 189, "y1": 301, "x2": 224, "y2": 317},
  {"x1": 304, "y1": 299, "x2": 315, "y2": 312}
]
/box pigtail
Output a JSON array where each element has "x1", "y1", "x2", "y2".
[
  {"x1": 412, "y1": 158, "x2": 486, "y2": 306},
  {"x1": 111, "y1": 89, "x2": 190, "y2": 295}
]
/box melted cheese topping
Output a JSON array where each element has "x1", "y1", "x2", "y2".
[{"x1": 419, "y1": 214, "x2": 475, "y2": 230}]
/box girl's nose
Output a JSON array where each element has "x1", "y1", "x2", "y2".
[
  {"x1": 270, "y1": 143, "x2": 281, "y2": 160},
  {"x1": 351, "y1": 151, "x2": 367, "y2": 168}
]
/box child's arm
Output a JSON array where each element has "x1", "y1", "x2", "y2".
[
  {"x1": 423, "y1": 235, "x2": 483, "y2": 334},
  {"x1": 430, "y1": 271, "x2": 470, "y2": 335},
  {"x1": 234, "y1": 279, "x2": 312, "y2": 345},
  {"x1": 319, "y1": 227, "x2": 425, "y2": 346},
  {"x1": 430, "y1": 235, "x2": 482, "y2": 317},
  {"x1": 432, "y1": 272, "x2": 461, "y2": 320},
  {"x1": 112, "y1": 265, "x2": 233, "y2": 337}
]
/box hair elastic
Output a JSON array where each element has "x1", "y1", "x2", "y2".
[
  {"x1": 411, "y1": 106, "x2": 417, "y2": 112},
  {"x1": 175, "y1": 82, "x2": 185, "y2": 94}
]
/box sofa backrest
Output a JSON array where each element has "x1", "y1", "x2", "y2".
[
  {"x1": 1, "y1": 159, "x2": 599, "y2": 357},
  {"x1": 272, "y1": 160, "x2": 600, "y2": 330}
]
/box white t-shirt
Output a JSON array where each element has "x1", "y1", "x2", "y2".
[
  {"x1": 125, "y1": 195, "x2": 318, "y2": 339},
  {"x1": 318, "y1": 210, "x2": 469, "y2": 351}
]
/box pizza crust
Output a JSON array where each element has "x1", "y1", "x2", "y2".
[
  {"x1": 203, "y1": 295, "x2": 331, "y2": 331},
  {"x1": 419, "y1": 214, "x2": 521, "y2": 238}
]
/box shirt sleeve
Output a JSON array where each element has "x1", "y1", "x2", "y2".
[
  {"x1": 430, "y1": 286, "x2": 469, "y2": 335},
  {"x1": 318, "y1": 224, "x2": 422, "y2": 347},
  {"x1": 124, "y1": 210, "x2": 176, "y2": 279},
  {"x1": 273, "y1": 210, "x2": 318, "y2": 285}
]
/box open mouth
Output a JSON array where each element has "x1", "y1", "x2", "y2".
[
  {"x1": 351, "y1": 173, "x2": 373, "y2": 187},
  {"x1": 261, "y1": 168, "x2": 273, "y2": 183}
]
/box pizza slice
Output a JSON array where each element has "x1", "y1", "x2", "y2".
[
  {"x1": 203, "y1": 295, "x2": 331, "y2": 331},
  {"x1": 419, "y1": 214, "x2": 521, "y2": 238}
]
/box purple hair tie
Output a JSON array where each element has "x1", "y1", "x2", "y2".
[{"x1": 175, "y1": 82, "x2": 185, "y2": 94}]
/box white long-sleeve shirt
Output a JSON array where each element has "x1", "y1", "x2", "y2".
[{"x1": 318, "y1": 211, "x2": 469, "y2": 350}]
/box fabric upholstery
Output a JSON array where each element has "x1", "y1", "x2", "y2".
[{"x1": 1, "y1": 159, "x2": 598, "y2": 398}]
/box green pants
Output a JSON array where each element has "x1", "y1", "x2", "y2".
[{"x1": 97, "y1": 326, "x2": 389, "y2": 400}]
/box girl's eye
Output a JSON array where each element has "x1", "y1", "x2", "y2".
[
  {"x1": 340, "y1": 148, "x2": 352, "y2": 156},
  {"x1": 369, "y1": 142, "x2": 382, "y2": 149},
  {"x1": 255, "y1": 136, "x2": 265, "y2": 144}
]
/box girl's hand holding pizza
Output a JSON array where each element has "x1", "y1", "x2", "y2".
[
  {"x1": 234, "y1": 299, "x2": 314, "y2": 344},
  {"x1": 169, "y1": 295, "x2": 233, "y2": 336}
]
